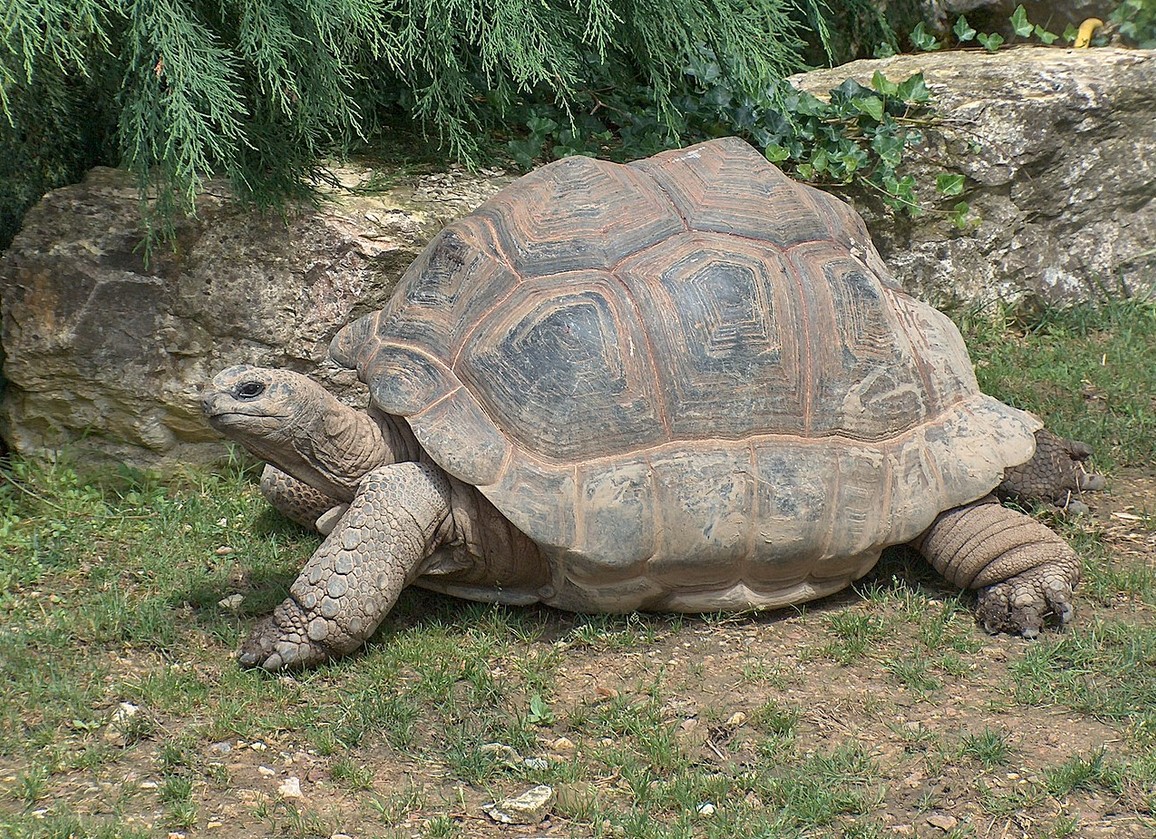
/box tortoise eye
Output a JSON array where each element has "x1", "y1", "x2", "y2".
[{"x1": 235, "y1": 381, "x2": 265, "y2": 400}]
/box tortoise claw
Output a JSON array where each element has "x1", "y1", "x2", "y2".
[
  {"x1": 976, "y1": 563, "x2": 1077, "y2": 638},
  {"x1": 238, "y1": 601, "x2": 331, "y2": 671}
]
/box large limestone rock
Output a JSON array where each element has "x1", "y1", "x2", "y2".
[
  {"x1": 791, "y1": 47, "x2": 1155, "y2": 308},
  {"x1": 0, "y1": 166, "x2": 510, "y2": 468}
]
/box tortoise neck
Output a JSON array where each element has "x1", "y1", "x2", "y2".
[{"x1": 269, "y1": 387, "x2": 394, "y2": 502}]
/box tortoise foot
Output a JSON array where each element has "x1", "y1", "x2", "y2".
[
  {"x1": 239, "y1": 598, "x2": 332, "y2": 671},
  {"x1": 976, "y1": 562, "x2": 1078, "y2": 638}
]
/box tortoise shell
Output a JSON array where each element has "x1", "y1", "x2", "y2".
[{"x1": 331, "y1": 137, "x2": 1038, "y2": 611}]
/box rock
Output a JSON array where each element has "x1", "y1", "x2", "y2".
[
  {"x1": 926, "y1": 811, "x2": 959, "y2": 831},
  {"x1": 103, "y1": 702, "x2": 141, "y2": 745},
  {"x1": 217, "y1": 594, "x2": 244, "y2": 612},
  {"x1": 483, "y1": 785, "x2": 555, "y2": 825},
  {"x1": 277, "y1": 776, "x2": 303, "y2": 800},
  {"x1": 0, "y1": 164, "x2": 511, "y2": 469},
  {"x1": 791, "y1": 47, "x2": 1155, "y2": 309}
]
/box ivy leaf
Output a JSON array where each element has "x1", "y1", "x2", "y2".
[
  {"x1": 910, "y1": 22, "x2": 940, "y2": 51},
  {"x1": 949, "y1": 201, "x2": 973, "y2": 229},
  {"x1": 936, "y1": 173, "x2": 965, "y2": 196},
  {"x1": 796, "y1": 162, "x2": 815, "y2": 180},
  {"x1": 1034, "y1": 25, "x2": 1059, "y2": 44},
  {"x1": 953, "y1": 16, "x2": 977, "y2": 42},
  {"x1": 764, "y1": 144, "x2": 790, "y2": 162},
  {"x1": 852, "y1": 96, "x2": 884, "y2": 122},
  {"x1": 1010, "y1": 5, "x2": 1033, "y2": 37},
  {"x1": 794, "y1": 90, "x2": 827, "y2": 117},
  {"x1": 871, "y1": 130, "x2": 905, "y2": 167},
  {"x1": 896, "y1": 73, "x2": 929, "y2": 104},
  {"x1": 838, "y1": 145, "x2": 869, "y2": 175},
  {"x1": 977, "y1": 32, "x2": 1005, "y2": 51},
  {"x1": 871, "y1": 71, "x2": 899, "y2": 96},
  {"x1": 1062, "y1": 23, "x2": 1080, "y2": 43}
]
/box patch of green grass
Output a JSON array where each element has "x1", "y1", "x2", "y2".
[
  {"x1": 1044, "y1": 749, "x2": 1119, "y2": 797},
  {"x1": 818, "y1": 610, "x2": 892, "y2": 664},
  {"x1": 331, "y1": 757, "x2": 376, "y2": 791},
  {"x1": 884, "y1": 654, "x2": 943, "y2": 694},
  {"x1": 959, "y1": 728, "x2": 1013, "y2": 768},
  {"x1": 1010, "y1": 620, "x2": 1156, "y2": 719},
  {"x1": 960, "y1": 299, "x2": 1156, "y2": 470}
]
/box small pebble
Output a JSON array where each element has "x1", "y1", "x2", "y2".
[
  {"x1": 926, "y1": 812, "x2": 958, "y2": 832},
  {"x1": 217, "y1": 594, "x2": 244, "y2": 611},
  {"x1": 103, "y1": 702, "x2": 141, "y2": 745},
  {"x1": 697, "y1": 802, "x2": 716, "y2": 817},
  {"x1": 726, "y1": 712, "x2": 747, "y2": 727},
  {"x1": 484, "y1": 785, "x2": 555, "y2": 825},
  {"x1": 551, "y1": 737, "x2": 575, "y2": 751},
  {"x1": 258, "y1": 766, "x2": 276, "y2": 777},
  {"x1": 277, "y1": 777, "x2": 303, "y2": 800}
]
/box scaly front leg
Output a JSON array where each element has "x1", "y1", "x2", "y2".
[{"x1": 240, "y1": 462, "x2": 451, "y2": 670}]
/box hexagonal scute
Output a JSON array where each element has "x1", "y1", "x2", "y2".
[
  {"x1": 618, "y1": 231, "x2": 806, "y2": 439},
  {"x1": 458, "y1": 272, "x2": 665, "y2": 463},
  {"x1": 473, "y1": 154, "x2": 684, "y2": 276},
  {"x1": 632, "y1": 137, "x2": 827, "y2": 248}
]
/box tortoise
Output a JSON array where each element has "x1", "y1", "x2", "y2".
[{"x1": 202, "y1": 137, "x2": 1103, "y2": 671}]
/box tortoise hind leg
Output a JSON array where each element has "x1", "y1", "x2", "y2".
[
  {"x1": 999, "y1": 429, "x2": 1106, "y2": 511},
  {"x1": 240, "y1": 462, "x2": 451, "y2": 670},
  {"x1": 913, "y1": 496, "x2": 1081, "y2": 637}
]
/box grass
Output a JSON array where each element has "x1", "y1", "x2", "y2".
[{"x1": 0, "y1": 301, "x2": 1154, "y2": 837}]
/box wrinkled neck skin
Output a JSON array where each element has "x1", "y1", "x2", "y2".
[{"x1": 257, "y1": 387, "x2": 417, "y2": 503}]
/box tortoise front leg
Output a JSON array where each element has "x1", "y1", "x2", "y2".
[
  {"x1": 913, "y1": 495, "x2": 1082, "y2": 638},
  {"x1": 241, "y1": 462, "x2": 451, "y2": 670}
]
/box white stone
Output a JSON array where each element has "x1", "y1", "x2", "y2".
[
  {"x1": 483, "y1": 785, "x2": 555, "y2": 825},
  {"x1": 277, "y1": 777, "x2": 304, "y2": 800}
]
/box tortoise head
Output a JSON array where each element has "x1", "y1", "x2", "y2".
[{"x1": 202, "y1": 365, "x2": 388, "y2": 499}]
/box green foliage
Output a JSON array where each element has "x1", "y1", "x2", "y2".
[
  {"x1": 2, "y1": 0, "x2": 829, "y2": 244},
  {"x1": 1112, "y1": 0, "x2": 1156, "y2": 48},
  {"x1": 673, "y1": 62, "x2": 944, "y2": 214},
  {"x1": 0, "y1": 3, "x2": 117, "y2": 249},
  {"x1": 915, "y1": 4, "x2": 1078, "y2": 52}
]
